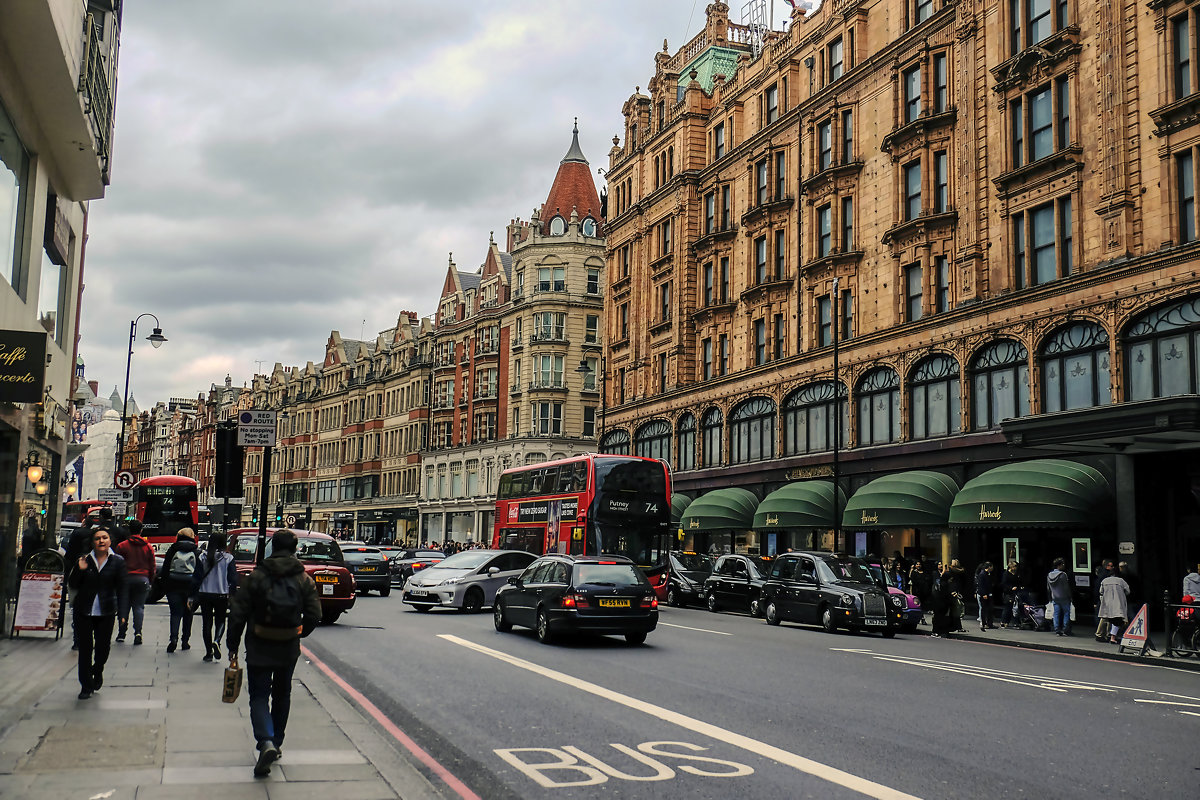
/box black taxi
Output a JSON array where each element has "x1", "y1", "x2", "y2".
[{"x1": 760, "y1": 551, "x2": 904, "y2": 637}]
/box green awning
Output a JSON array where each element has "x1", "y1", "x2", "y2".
[
  {"x1": 842, "y1": 470, "x2": 960, "y2": 529},
  {"x1": 948, "y1": 459, "x2": 1111, "y2": 528},
  {"x1": 670, "y1": 493, "x2": 694, "y2": 526},
  {"x1": 678, "y1": 488, "x2": 759, "y2": 532},
  {"x1": 753, "y1": 481, "x2": 845, "y2": 530}
]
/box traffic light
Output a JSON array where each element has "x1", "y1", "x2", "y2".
[
  {"x1": 214, "y1": 421, "x2": 245, "y2": 500},
  {"x1": 275, "y1": 501, "x2": 283, "y2": 526},
  {"x1": 252, "y1": 510, "x2": 259, "y2": 526}
]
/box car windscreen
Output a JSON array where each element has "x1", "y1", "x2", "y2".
[
  {"x1": 573, "y1": 563, "x2": 646, "y2": 587},
  {"x1": 818, "y1": 557, "x2": 875, "y2": 585},
  {"x1": 265, "y1": 538, "x2": 343, "y2": 564},
  {"x1": 434, "y1": 551, "x2": 493, "y2": 570},
  {"x1": 410, "y1": 551, "x2": 445, "y2": 560},
  {"x1": 342, "y1": 548, "x2": 384, "y2": 562},
  {"x1": 670, "y1": 552, "x2": 715, "y2": 573}
]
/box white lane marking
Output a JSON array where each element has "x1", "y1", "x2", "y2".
[
  {"x1": 659, "y1": 622, "x2": 733, "y2": 636},
  {"x1": 1178, "y1": 710, "x2": 1200, "y2": 718},
  {"x1": 1133, "y1": 699, "x2": 1200, "y2": 708},
  {"x1": 870, "y1": 656, "x2": 1069, "y2": 692},
  {"x1": 440, "y1": 634, "x2": 921, "y2": 800}
]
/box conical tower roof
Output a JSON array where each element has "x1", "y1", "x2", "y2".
[{"x1": 540, "y1": 120, "x2": 602, "y2": 235}]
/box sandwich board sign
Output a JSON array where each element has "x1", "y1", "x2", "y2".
[{"x1": 1118, "y1": 603, "x2": 1153, "y2": 655}]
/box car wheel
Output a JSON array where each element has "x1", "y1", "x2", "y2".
[
  {"x1": 765, "y1": 601, "x2": 781, "y2": 626},
  {"x1": 749, "y1": 595, "x2": 761, "y2": 618},
  {"x1": 625, "y1": 631, "x2": 647, "y2": 645},
  {"x1": 493, "y1": 601, "x2": 513, "y2": 632},
  {"x1": 667, "y1": 587, "x2": 679, "y2": 607},
  {"x1": 820, "y1": 605, "x2": 837, "y2": 633},
  {"x1": 536, "y1": 608, "x2": 554, "y2": 644},
  {"x1": 707, "y1": 594, "x2": 720, "y2": 613},
  {"x1": 462, "y1": 588, "x2": 484, "y2": 614},
  {"x1": 379, "y1": 585, "x2": 391, "y2": 598},
  {"x1": 882, "y1": 628, "x2": 897, "y2": 639},
  {"x1": 320, "y1": 610, "x2": 341, "y2": 625}
]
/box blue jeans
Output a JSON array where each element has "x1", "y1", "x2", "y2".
[
  {"x1": 119, "y1": 577, "x2": 150, "y2": 637},
  {"x1": 247, "y1": 662, "x2": 297, "y2": 748},
  {"x1": 166, "y1": 591, "x2": 194, "y2": 645},
  {"x1": 1053, "y1": 601, "x2": 1071, "y2": 633}
]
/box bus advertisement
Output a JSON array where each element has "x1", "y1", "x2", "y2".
[
  {"x1": 492, "y1": 454, "x2": 672, "y2": 597},
  {"x1": 131, "y1": 476, "x2": 200, "y2": 545}
]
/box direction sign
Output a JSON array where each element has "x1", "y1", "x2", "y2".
[
  {"x1": 97, "y1": 488, "x2": 132, "y2": 503},
  {"x1": 238, "y1": 409, "x2": 278, "y2": 447},
  {"x1": 114, "y1": 469, "x2": 136, "y2": 490}
]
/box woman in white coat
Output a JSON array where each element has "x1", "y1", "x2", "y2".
[{"x1": 1097, "y1": 571, "x2": 1131, "y2": 644}]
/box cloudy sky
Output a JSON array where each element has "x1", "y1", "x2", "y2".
[{"x1": 79, "y1": 0, "x2": 798, "y2": 408}]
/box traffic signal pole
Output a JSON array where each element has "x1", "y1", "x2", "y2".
[{"x1": 255, "y1": 444, "x2": 272, "y2": 564}]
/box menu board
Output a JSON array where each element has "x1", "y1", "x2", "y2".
[{"x1": 13, "y1": 573, "x2": 64, "y2": 632}]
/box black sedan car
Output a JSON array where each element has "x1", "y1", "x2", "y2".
[
  {"x1": 493, "y1": 554, "x2": 659, "y2": 645},
  {"x1": 760, "y1": 551, "x2": 905, "y2": 636},
  {"x1": 341, "y1": 545, "x2": 391, "y2": 596},
  {"x1": 702, "y1": 553, "x2": 771, "y2": 616},
  {"x1": 389, "y1": 549, "x2": 446, "y2": 586},
  {"x1": 666, "y1": 551, "x2": 715, "y2": 607}
]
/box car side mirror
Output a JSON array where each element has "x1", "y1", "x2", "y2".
[
  {"x1": 488, "y1": 566, "x2": 500, "y2": 576},
  {"x1": 507, "y1": 576, "x2": 521, "y2": 586}
]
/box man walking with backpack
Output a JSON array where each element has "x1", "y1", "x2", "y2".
[
  {"x1": 159, "y1": 528, "x2": 201, "y2": 653},
  {"x1": 226, "y1": 529, "x2": 321, "y2": 778}
]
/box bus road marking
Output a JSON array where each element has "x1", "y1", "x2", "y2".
[
  {"x1": 658, "y1": 622, "x2": 733, "y2": 636},
  {"x1": 439, "y1": 635, "x2": 921, "y2": 800}
]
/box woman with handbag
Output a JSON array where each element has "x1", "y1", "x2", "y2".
[
  {"x1": 196, "y1": 532, "x2": 239, "y2": 663},
  {"x1": 68, "y1": 528, "x2": 128, "y2": 699}
]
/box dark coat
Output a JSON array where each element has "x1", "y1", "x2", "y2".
[
  {"x1": 68, "y1": 551, "x2": 128, "y2": 617},
  {"x1": 999, "y1": 568, "x2": 1021, "y2": 600},
  {"x1": 158, "y1": 537, "x2": 201, "y2": 594},
  {"x1": 975, "y1": 569, "x2": 994, "y2": 597},
  {"x1": 64, "y1": 526, "x2": 95, "y2": 579},
  {"x1": 226, "y1": 553, "x2": 322, "y2": 668}
]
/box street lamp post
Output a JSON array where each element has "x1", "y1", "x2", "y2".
[
  {"x1": 576, "y1": 355, "x2": 606, "y2": 451},
  {"x1": 831, "y1": 277, "x2": 842, "y2": 555},
  {"x1": 117, "y1": 314, "x2": 167, "y2": 477}
]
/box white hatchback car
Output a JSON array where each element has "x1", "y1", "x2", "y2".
[{"x1": 402, "y1": 550, "x2": 537, "y2": 613}]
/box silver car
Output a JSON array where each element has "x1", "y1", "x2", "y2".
[{"x1": 401, "y1": 550, "x2": 537, "y2": 613}]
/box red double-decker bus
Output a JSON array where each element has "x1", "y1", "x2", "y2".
[
  {"x1": 131, "y1": 476, "x2": 200, "y2": 545},
  {"x1": 492, "y1": 454, "x2": 672, "y2": 597},
  {"x1": 62, "y1": 499, "x2": 112, "y2": 524}
]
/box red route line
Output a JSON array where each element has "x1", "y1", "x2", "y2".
[{"x1": 302, "y1": 645, "x2": 482, "y2": 800}]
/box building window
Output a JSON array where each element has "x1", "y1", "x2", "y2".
[
  {"x1": 635, "y1": 419, "x2": 672, "y2": 462},
  {"x1": 581, "y1": 356, "x2": 598, "y2": 390},
  {"x1": 755, "y1": 236, "x2": 768, "y2": 283},
  {"x1": 705, "y1": 192, "x2": 716, "y2": 234},
  {"x1": 905, "y1": 264, "x2": 923, "y2": 322},
  {"x1": 775, "y1": 229, "x2": 786, "y2": 278},
  {"x1": 934, "y1": 151, "x2": 949, "y2": 213},
  {"x1": 721, "y1": 185, "x2": 731, "y2": 229},
  {"x1": 754, "y1": 319, "x2": 767, "y2": 365},
  {"x1": 1011, "y1": 77, "x2": 1072, "y2": 166},
  {"x1": 842, "y1": 109, "x2": 854, "y2": 162},
  {"x1": 775, "y1": 151, "x2": 786, "y2": 200},
  {"x1": 818, "y1": 295, "x2": 832, "y2": 347},
  {"x1": 0, "y1": 103, "x2": 30, "y2": 290},
  {"x1": 904, "y1": 160, "x2": 922, "y2": 220},
  {"x1": 910, "y1": 353, "x2": 961, "y2": 440},
  {"x1": 38, "y1": 248, "x2": 63, "y2": 344},
  {"x1": 1125, "y1": 295, "x2": 1200, "y2": 400},
  {"x1": 903, "y1": 66, "x2": 922, "y2": 124},
  {"x1": 719, "y1": 334, "x2": 729, "y2": 375},
  {"x1": 841, "y1": 289, "x2": 853, "y2": 340},
  {"x1": 857, "y1": 368, "x2": 901, "y2": 445},
  {"x1": 659, "y1": 352, "x2": 668, "y2": 391},
  {"x1": 659, "y1": 283, "x2": 671, "y2": 322},
  {"x1": 1012, "y1": 195, "x2": 1072, "y2": 288},
  {"x1": 1175, "y1": 15, "x2": 1193, "y2": 100},
  {"x1": 620, "y1": 304, "x2": 629, "y2": 339},
  {"x1": 1042, "y1": 322, "x2": 1111, "y2": 412},
  {"x1": 756, "y1": 160, "x2": 768, "y2": 206},
  {"x1": 774, "y1": 314, "x2": 785, "y2": 360},
  {"x1": 827, "y1": 37, "x2": 844, "y2": 83},
  {"x1": 583, "y1": 407, "x2": 597, "y2": 438},
  {"x1": 535, "y1": 355, "x2": 564, "y2": 388},
  {"x1": 817, "y1": 205, "x2": 832, "y2": 258},
  {"x1": 933, "y1": 52, "x2": 948, "y2": 112},
  {"x1": 720, "y1": 257, "x2": 730, "y2": 302},
  {"x1": 704, "y1": 262, "x2": 714, "y2": 305},
  {"x1": 658, "y1": 217, "x2": 672, "y2": 257},
  {"x1": 971, "y1": 339, "x2": 1030, "y2": 429},
  {"x1": 701, "y1": 407, "x2": 723, "y2": 467},
  {"x1": 600, "y1": 429, "x2": 631, "y2": 456},
  {"x1": 585, "y1": 314, "x2": 599, "y2": 344},
  {"x1": 677, "y1": 413, "x2": 696, "y2": 471},
  {"x1": 913, "y1": 0, "x2": 934, "y2": 26},
  {"x1": 714, "y1": 123, "x2": 726, "y2": 159},
  {"x1": 818, "y1": 120, "x2": 832, "y2": 171},
  {"x1": 538, "y1": 266, "x2": 566, "y2": 292},
  {"x1": 620, "y1": 244, "x2": 631, "y2": 277},
  {"x1": 936, "y1": 255, "x2": 951, "y2": 313},
  {"x1": 1179, "y1": 151, "x2": 1196, "y2": 244},
  {"x1": 783, "y1": 381, "x2": 847, "y2": 455},
  {"x1": 1011, "y1": 0, "x2": 1069, "y2": 55},
  {"x1": 730, "y1": 398, "x2": 776, "y2": 463},
  {"x1": 765, "y1": 83, "x2": 779, "y2": 124},
  {"x1": 702, "y1": 338, "x2": 713, "y2": 380},
  {"x1": 532, "y1": 401, "x2": 563, "y2": 435},
  {"x1": 842, "y1": 196, "x2": 854, "y2": 250}
]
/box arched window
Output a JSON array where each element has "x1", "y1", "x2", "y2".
[
  {"x1": 856, "y1": 367, "x2": 900, "y2": 445},
  {"x1": 1041, "y1": 322, "x2": 1111, "y2": 411},
  {"x1": 549, "y1": 216, "x2": 566, "y2": 235},
  {"x1": 970, "y1": 340, "x2": 1030, "y2": 429},
  {"x1": 676, "y1": 413, "x2": 696, "y2": 471},
  {"x1": 599, "y1": 429, "x2": 629, "y2": 455},
  {"x1": 910, "y1": 354, "x2": 961, "y2": 439},
  {"x1": 581, "y1": 217, "x2": 597, "y2": 237},
  {"x1": 701, "y1": 408, "x2": 723, "y2": 467},
  {"x1": 634, "y1": 419, "x2": 671, "y2": 463},
  {"x1": 1125, "y1": 296, "x2": 1200, "y2": 400},
  {"x1": 729, "y1": 398, "x2": 776, "y2": 463},
  {"x1": 782, "y1": 381, "x2": 848, "y2": 455}
]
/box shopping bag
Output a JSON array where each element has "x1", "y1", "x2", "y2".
[{"x1": 222, "y1": 654, "x2": 243, "y2": 703}]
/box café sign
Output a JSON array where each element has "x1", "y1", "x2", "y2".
[{"x1": 0, "y1": 329, "x2": 46, "y2": 403}]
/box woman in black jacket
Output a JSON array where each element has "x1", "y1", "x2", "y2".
[{"x1": 68, "y1": 528, "x2": 128, "y2": 699}]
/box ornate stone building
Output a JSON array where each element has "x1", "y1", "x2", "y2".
[{"x1": 603, "y1": 1, "x2": 1200, "y2": 604}]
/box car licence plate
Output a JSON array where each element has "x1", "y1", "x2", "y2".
[
  {"x1": 314, "y1": 575, "x2": 337, "y2": 583},
  {"x1": 409, "y1": 590, "x2": 427, "y2": 597},
  {"x1": 358, "y1": 566, "x2": 376, "y2": 572},
  {"x1": 864, "y1": 618, "x2": 886, "y2": 626},
  {"x1": 598, "y1": 598, "x2": 630, "y2": 608}
]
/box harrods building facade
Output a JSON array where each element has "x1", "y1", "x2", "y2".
[{"x1": 600, "y1": 1, "x2": 1200, "y2": 607}]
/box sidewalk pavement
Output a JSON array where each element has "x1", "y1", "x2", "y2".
[{"x1": 0, "y1": 604, "x2": 447, "y2": 800}]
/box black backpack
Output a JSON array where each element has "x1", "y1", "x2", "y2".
[{"x1": 252, "y1": 569, "x2": 304, "y2": 641}]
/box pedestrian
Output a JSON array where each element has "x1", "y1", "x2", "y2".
[
  {"x1": 63, "y1": 518, "x2": 95, "y2": 650},
  {"x1": 1046, "y1": 557, "x2": 1073, "y2": 636},
  {"x1": 159, "y1": 527, "x2": 201, "y2": 653},
  {"x1": 975, "y1": 561, "x2": 995, "y2": 631},
  {"x1": 930, "y1": 562, "x2": 954, "y2": 637},
  {"x1": 96, "y1": 507, "x2": 128, "y2": 547},
  {"x1": 1183, "y1": 562, "x2": 1200, "y2": 598},
  {"x1": 1093, "y1": 559, "x2": 1115, "y2": 640},
  {"x1": 998, "y1": 561, "x2": 1021, "y2": 628},
  {"x1": 19, "y1": 512, "x2": 42, "y2": 573},
  {"x1": 947, "y1": 559, "x2": 967, "y2": 632},
  {"x1": 67, "y1": 528, "x2": 127, "y2": 699},
  {"x1": 196, "y1": 532, "x2": 239, "y2": 663},
  {"x1": 114, "y1": 519, "x2": 155, "y2": 645},
  {"x1": 1097, "y1": 568, "x2": 1131, "y2": 644},
  {"x1": 226, "y1": 529, "x2": 322, "y2": 777}
]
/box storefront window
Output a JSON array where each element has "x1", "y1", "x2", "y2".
[
  {"x1": 1041, "y1": 322, "x2": 1111, "y2": 411},
  {"x1": 634, "y1": 419, "x2": 671, "y2": 463},
  {"x1": 1, "y1": 100, "x2": 30, "y2": 291},
  {"x1": 970, "y1": 339, "x2": 1030, "y2": 429},
  {"x1": 856, "y1": 367, "x2": 900, "y2": 445},
  {"x1": 729, "y1": 397, "x2": 776, "y2": 463},
  {"x1": 599, "y1": 429, "x2": 630, "y2": 455},
  {"x1": 910, "y1": 354, "x2": 961, "y2": 439},
  {"x1": 782, "y1": 381, "x2": 848, "y2": 455},
  {"x1": 1125, "y1": 296, "x2": 1200, "y2": 400}
]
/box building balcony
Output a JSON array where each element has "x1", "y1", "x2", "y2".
[
  {"x1": 529, "y1": 331, "x2": 568, "y2": 345},
  {"x1": 529, "y1": 379, "x2": 568, "y2": 392}
]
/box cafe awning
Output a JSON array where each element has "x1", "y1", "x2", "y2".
[
  {"x1": 753, "y1": 481, "x2": 845, "y2": 530},
  {"x1": 948, "y1": 459, "x2": 1111, "y2": 528},
  {"x1": 841, "y1": 470, "x2": 960, "y2": 529},
  {"x1": 678, "y1": 488, "x2": 759, "y2": 532},
  {"x1": 670, "y1": 493, "x2": 693, "y2": 526}
]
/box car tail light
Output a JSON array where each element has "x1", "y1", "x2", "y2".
[
  {"x1": 412, "y1": 562, "x2": 423, "y2": 570},
  {"x1": 640, "y1": 595, "x2": 657, "y2": 609},
  {"x1": 562, "y1": 594, "x2": 589, "y2": 608},
  {"x1": 598, "y1": 561, "x2": 617, "y2": 564}
]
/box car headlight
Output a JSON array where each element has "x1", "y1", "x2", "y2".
[
  {"x1": 840, "y1": 593, "x2": 854, "y2": 607},
  {"x1": 890, "y1": 595, "x2": 904, "y2": 608},
  {"x1": 437, "y1": 576, "x2": 460, "y2": 586}
]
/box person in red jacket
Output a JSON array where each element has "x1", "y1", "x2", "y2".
[{"x1": 114, "y1": 520, "x2": 155, "y2": 646}]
